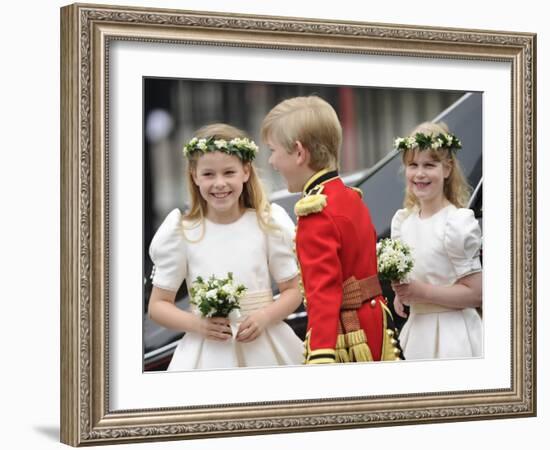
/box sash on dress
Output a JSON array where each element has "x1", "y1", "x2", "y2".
[{"x1": 411, "y1": 303, "x2": 456, "y2": 314}]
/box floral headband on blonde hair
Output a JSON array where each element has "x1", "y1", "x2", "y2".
[
  {"x1": 182, "y1": 136, "x2": 259, "y2": 161},
  {"x1": 394, "y1": 132, "x2": 462, "y2": 153}
]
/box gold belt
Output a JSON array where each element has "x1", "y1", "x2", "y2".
[{"x1": 340, "y1": 275, "x2": 382, "y2": 333}]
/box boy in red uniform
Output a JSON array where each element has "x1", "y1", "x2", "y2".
[{"x1": 261, "y1": 95, "x2": 403, "y2": 364}]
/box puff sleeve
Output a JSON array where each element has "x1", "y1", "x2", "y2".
[
  {"x1": 390, "y1": 208, "x2": 410, "y2": 240},
  {"x1": 266, "y1": 203, "x2": 299, "y2": 283},
  {"x1": 148, "y1": 209, "x2": 187, "y2": 292},
  {"x1": 444, "y1": 208, "x2": 482, "y2": 280}
]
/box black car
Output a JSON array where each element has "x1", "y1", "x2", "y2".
[{"x1": 144, "y1": 92, "x2": 482, "y2": 371}]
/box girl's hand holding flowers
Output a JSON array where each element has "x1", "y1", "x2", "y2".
[
  {"x1": 377, "y1": 238, "x2": 415, "y2": 316},
  {"x1": 392, "y1": 294, "x2": 408, "y2": 318},
  {"x1": 236, "y1": 309, "x2": 270, "y2": 343},
  {"x1": 391, "y1": 280, "x2": 429, "y2": 307},
  {"x1": 376, "y1": 238, "x2": 414, "y2": 283},
  {"x1": 194, "y1": 316, "x2": 232, "y2": 341},
  {"x1": 189, "y1": 272, "x2": 247, "y2": 340}
]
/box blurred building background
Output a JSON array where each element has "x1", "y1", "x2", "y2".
[{"x1": 144, "y1": 79, "x2": 464, "y2": 263}]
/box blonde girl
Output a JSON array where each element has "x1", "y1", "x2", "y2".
[
  {"x1": 390, "y1": 121, "x2": 482, "y2": 360},
  {"x1": 148, "y1": 123, "x2": 303, "y2": 370}
]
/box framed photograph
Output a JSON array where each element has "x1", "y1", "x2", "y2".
[
  {"x1": 60, "y1": 3, "x2": 536, "y2": 446},
  {"x1": 141, "y1": 77, "x2": 476, "y2": 372}
]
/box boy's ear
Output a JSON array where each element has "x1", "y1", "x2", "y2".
[{"x1": 294, "y1": 140, "x2": 310, "y2": 166}]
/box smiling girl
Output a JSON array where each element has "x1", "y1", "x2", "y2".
[
  {"x1": 148, "y1": 123, "x2": 303, "y2": 370},
  {"x1": 390, "y1": 122, "x2": 482, "y2": 360}
]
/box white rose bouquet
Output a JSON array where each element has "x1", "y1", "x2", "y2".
[
  {"x1": 376, "y1": 238, "x2": 414, "y2": 283},
  {"x1": 189, "y1": 272, "x2": 246, "y2": 318}
]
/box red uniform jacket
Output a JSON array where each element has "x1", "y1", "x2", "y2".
[{"x1": 296, "y1": 170, "x2": 401, "y2": 364}]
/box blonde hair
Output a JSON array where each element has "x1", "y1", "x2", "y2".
[
  {"x1": 401, "y1": 122, "x2": 471, "y2": 210},
  {"x1": 261, "y1": 95, "x2": 342, "y2": 171},
  {"x1": 183, "y1": 123, "x2": 273, "y2": 238}
]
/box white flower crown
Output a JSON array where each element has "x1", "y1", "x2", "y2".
[
  {"x1": 394, "y1": 132, "x2": 462, "y2": 153},
  {"x1": 182, "y1": 136, "x2": 259, "y2": 161}
]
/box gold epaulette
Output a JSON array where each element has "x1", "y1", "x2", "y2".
[
  {"x1": 294, "y1": 194, "x2": 327, "y2": 217},
  {"x1": 350, "y1": 186, "x2": 363, "y2": 198}
]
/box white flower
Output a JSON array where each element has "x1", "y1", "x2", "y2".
[
  {"x1": 188, "y1": 272, "x2": 246, "y2": 318},
  {"x1": 431, "y1": 141, "x2": 441, "y2": 150},
  {"x1": 197, "y1": 139, "x2": 208, "y2": 150},
  {"x1": 377, "y1": 238, "x2": 414, "y2": 282},
  {"x1": 229, "y1": 137, "x2": 258, "y2": 153},
  {"x1": 405, "y1": 136, "x2": 417, "y2": 148},
  {"x1": 223, "y1": 283, "x2": 236, "y2": 295},
  {"x1": 230, "y1": 137, "x2": 245, "y2": 146},
  {"x1": 214, "y1": 139, "x2": 227, "y2": 149}
]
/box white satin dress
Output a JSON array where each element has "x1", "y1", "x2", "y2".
[
  {"x1": 391, "y1": 204, "x2": 483, "y2": 360},
  {"x1": 149, "y1": 204, "x2": 304, "y2": 371}
]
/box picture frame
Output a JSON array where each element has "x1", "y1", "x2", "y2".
[{"x1": 60, "y1": 2, "x2": 536, "y2": 446}]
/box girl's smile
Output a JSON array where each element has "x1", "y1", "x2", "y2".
[
  {"x1": 412, "y1": 181, "x2": 431, "y2": 189},
  {"x1": 210, "y1": 191, "x2": 232, "y2": 199}
]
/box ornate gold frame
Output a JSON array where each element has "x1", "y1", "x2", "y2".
[{"x1": 60, "y1": 3, "x2": 536, "y2": 446}]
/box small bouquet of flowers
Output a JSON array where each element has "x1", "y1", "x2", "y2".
[
  {"x1": 376, "y1": 238, "x2": 414, "y2": 283},
  {"x1": 189, "y1": 272, "x2": 246, "y2": 318}
]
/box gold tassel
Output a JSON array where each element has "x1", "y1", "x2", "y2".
[
  {"x1": 346, "y1": 330, "x2": 374, "y2": 362},
  {"x1": 335, "y1": 334, "x2": 350, "y2": 363}
]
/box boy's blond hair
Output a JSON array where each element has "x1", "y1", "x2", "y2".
[
  {"x1": 261, "y1": 96, "x2": 342, "y2": 171},
  {"x1": 401, "y1": 121, "x2": 471, "y2": 209}
]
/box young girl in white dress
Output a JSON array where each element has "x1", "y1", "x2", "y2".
[
  {"x1": 148, "y1": 123, "x2": 304, "y2": 371},
  {"x1": 390, "y1": 122, "x2": 482, "y2": 360}
]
